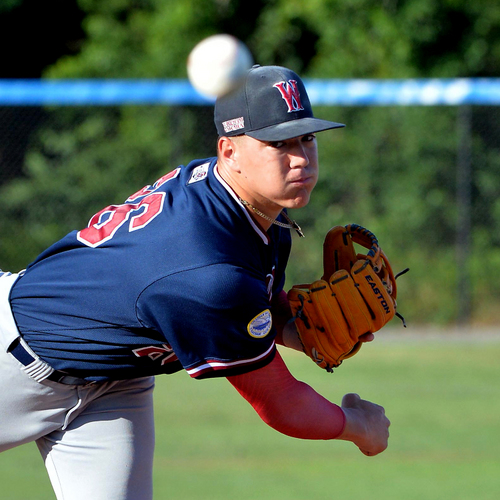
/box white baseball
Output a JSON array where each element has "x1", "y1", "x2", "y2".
[{"x1": 187, "y1": 34, "x2": 253, "y2": 98}]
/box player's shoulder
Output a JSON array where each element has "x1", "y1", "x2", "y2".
[
  {"x1": 182, "y1": 158, "x2": 216, "y2": 186},
  {"x1": 125, "y1": 157, "x2": 216, "y2": 201}
]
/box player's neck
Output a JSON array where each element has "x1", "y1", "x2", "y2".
[
  {"x1": 238, "y1": 199, "x2": 304, "y2": 237},
  {"x1": 217, "y1": 162, "x2": 280, "y2": 231},
  {"x1": 216, "y1": 160, "x2": 304, "y2": 236}
]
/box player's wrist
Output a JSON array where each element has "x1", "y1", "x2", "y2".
[
  {"x1": 282, "y1": 322, "x2": 304, "y2": 352},
  {"x1": 333, "y1": 407, "x2": 347, "y2": 439},
  {"x1": 335, "y1": 406, "x2": 365, "y2": 443}
]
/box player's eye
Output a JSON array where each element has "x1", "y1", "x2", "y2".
[
  {"x1": 302, "y1": 134, "x2": 316, "y2": 142},
  {"x1": 268, "y1": 140, "x2": 286, "y2": 149}
]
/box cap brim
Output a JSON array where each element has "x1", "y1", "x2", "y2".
[{"x1": 245, "y1": 118, "x2": 345, "y2": 142}]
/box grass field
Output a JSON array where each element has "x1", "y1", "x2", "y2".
[{"x1": 1, "y1": 330, "x2": 499, "y2": 499}]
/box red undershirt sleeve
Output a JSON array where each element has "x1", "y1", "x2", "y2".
[{"x1": 227, "y1": 349, "x2": 346, "y2": 440}]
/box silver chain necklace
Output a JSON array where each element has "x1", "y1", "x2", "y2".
[{"x1": 239, "y1": 198, "x2": 305, "y2": 237}]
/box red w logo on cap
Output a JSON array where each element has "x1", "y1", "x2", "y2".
[{"x1": 273, "y1": 80, "x2": 304, "y2": 113}]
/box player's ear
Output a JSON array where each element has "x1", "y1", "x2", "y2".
[{"x1": 218, "y1": 136, "x2": 239, "y2": 171}]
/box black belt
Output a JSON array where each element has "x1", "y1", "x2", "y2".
[{"x1": 8, "y1": 338, "x2": 90, "y2": 386}]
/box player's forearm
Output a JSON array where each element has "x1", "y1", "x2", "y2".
[
  {"x1": 257, "y1": 380, "x2": 346, "y2": 439},
  {"x1": 281, "y1": 321, "x2": 304, "y2": 351},
  {"x1": 227, "y1": 351, "x2": 345, "y2": 440},
  {"x1": 271, "y1": 289, "x2": 303, "y2": 352}
]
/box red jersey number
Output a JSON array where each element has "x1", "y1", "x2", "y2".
[
  {"x1": 77, "y1": 192, "x2": 165, "y2": 248},
  {"x1": 77, "y1": 169, "x2": 180, "y2": 248}
]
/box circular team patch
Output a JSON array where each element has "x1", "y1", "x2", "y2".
[{"x1": 247, "y1": 309, "x2": 272, "y2": 338}]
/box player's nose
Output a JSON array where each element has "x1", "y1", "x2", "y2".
[{"x1": 288, "y1": 140, "x2": 310, "y2": 168}]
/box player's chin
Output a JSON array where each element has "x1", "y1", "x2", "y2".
[{"x1": 286, "y1": 188, "x2": 314, "y2": 208}]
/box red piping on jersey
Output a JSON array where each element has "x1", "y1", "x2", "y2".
[{"x1": 186, "y1": 341, "x2": 276, "y2": 378}]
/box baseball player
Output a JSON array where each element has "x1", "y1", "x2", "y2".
[{"x1": 0, "y1": 65, "x2": 390, "y2": 500}]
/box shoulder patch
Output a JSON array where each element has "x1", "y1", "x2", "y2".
[
  {"x1": 188, "y1": 162, "x2": 210, "y2": 184},
  {"x1": 247, "y1": 309, "x2": 272, "y2": 338}
]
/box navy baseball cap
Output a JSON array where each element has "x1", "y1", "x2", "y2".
[{"x1": 214, "y1": 65, "x2": 345, "y2": 141}]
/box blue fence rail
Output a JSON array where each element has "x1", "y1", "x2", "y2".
[{"x1": 1, "y1": 78, "x2": 500, "y2": 106}]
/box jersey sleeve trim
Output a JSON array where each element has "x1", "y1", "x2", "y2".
[{"x1": 186, "y1": 341, "x2": 276, "y2": 379}]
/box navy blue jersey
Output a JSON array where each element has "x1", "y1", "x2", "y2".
[{"x1": 9, "y1": 158, "x2": 292, "y2": 381}]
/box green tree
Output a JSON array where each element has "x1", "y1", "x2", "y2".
[{"x1": 2, "y1": 0, "x2": 500, "y2": 324}]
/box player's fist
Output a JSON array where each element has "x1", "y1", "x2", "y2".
[{"x1": 337, "y1": 393, "x2": 390, "y2": 456}]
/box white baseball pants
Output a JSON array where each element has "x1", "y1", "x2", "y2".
[{"x1": 0, "y1": 273, "x2": 156, "y2": 500}]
